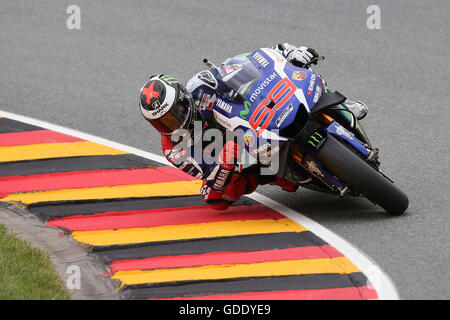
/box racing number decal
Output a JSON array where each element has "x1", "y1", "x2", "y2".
[
  {"x1": 249, "y1": 77, "x2": 296, "y2": 136},
  {"x1": 269, "y1": 77, "x2": 296, "y2": 111},
  {"x1": 249, "y1": 102, "x2": 275, "y2": 137}
]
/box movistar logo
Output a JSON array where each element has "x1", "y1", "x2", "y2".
[
  {"x1": 240, "y1": 101, "x2": 251, "y2": 119},
  {"x1": 249, "y1": 72, "x2": 277, "y2": 103}
]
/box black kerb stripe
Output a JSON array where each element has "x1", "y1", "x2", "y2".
[
  {"x1": 121, "y1": 272, "x2": 369, "y2": 299},
  {"x1": 0, "y1": 118, "x2": 44, "y2": 133},
  {"x1": 0, "y1": 154, "x2": 161, "y2": 177},
  {"x1": 29, "y1": 196, "x2": 257, "y2": 221},
  {"x1": 94, "y1": 231, "x2": 327, "y2": 260}
]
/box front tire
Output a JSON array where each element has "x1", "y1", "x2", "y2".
[{"x1": 314, "y1": 135, "x2": 409, "y2": 215}]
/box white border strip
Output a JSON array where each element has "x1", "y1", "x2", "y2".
[{"x1": 0, "y1": 110, "x2": 399, "y2": 300}]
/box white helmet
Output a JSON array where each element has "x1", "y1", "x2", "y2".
[{"x1": 139, "y1": 75, "x2": 196, "y2": 135}]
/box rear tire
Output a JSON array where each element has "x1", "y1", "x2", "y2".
[{"x1": 314, "y1": 135, "x2": 409, "y2": 215}]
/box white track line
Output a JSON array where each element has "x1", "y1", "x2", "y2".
[{"x1": 0, "y1": 109, "x2": 399, "y2": 300}]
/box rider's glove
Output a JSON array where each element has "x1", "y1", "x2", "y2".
[
  {"x1": 280, "y1": 43, "x2": 319, "y2": 68},
  {"x1": 205, "y1": 141, "x2": 241, "y2": 192}
]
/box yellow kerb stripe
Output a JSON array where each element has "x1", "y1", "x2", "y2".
[
  {"x1": 0, "y1": 141, "x2": 126, "y2": 162},
  {"x1": 112, "y1": 257, "x2": 360, "y2": 286},
  {"x1": 1, "y1": 180, "x2": 202, "y2": 204},
  {"x1": 72, "y1": 218, "x2": 306, "y2": 246}
]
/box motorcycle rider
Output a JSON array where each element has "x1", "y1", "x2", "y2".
[{"x1": 139, "y1": 43, "x2": 368, "y2": 210}]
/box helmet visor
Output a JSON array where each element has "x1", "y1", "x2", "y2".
[{"x1": 149, "y1": 98, "x2": 192, "y2": 135}]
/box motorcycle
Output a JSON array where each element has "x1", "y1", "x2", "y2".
[{"x1": 203, "y1": 48, "x2": 409, "y2": 215}]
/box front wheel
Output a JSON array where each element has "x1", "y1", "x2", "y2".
[{"x1": 314, "y1": 135, "x2": 409, "y2": 215}]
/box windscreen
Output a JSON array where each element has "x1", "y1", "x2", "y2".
[{"x1": 217, "y1": 54, "x2": 261, "y2": 101}]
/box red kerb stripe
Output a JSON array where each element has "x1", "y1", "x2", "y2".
[
  {"x1": 0, "y1": 129, "x2": 83, "y2": 146},
  {"x1": 0, "y1": 166, "x2": 196, "y2": 196},
  {"x1": 47, "y1": 204, "x2": 284, "y2": 231},
  {"x1": 153, "y1": 286, "x2": 378, "y2": 300},
  {"x1": 108, "y1": 245, "x2": 342, "y2": 273}
]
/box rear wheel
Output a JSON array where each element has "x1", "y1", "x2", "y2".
[{"x1": 314, "y1": 135, "x2": 409, "y2": 215}]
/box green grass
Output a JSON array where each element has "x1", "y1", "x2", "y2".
[{"x1": 0, "y1": 224, "x2": 71, "y2": 300}]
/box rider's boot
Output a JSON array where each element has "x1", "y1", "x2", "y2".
[
  {"x1": 344, "y1": 99, "x2": 368, "y2": 121},
  {"x1": 269, "y1": 175, "x2": 299, "y2": 192}
]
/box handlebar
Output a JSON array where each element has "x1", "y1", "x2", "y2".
[
  {"x1": 304, "y1": 56, "x2": 325, "y2": 69},
  {"x1": 203, "y1": 58, "x2": 217, "y2": 70}
]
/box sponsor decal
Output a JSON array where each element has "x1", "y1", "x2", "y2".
[
  {"x1": 275, "y1": 103, "x2": 294, "y2": 127},
  {"x1": 313, "y1": 85, "x2": 322, "y2": 103},
  {"x1": 244, "y1": 130, "x2": 255, "y2": 147},
  {"x1": 249, "y1": 72, "x2": 277, "y2": 103},
  {"x1": 222, "y1": 64, "x2": 242, "y2": 75},
  {"x1": 220, "y1": 64, "x2": 243, "y2": 82},
  {"x1": 216, "y1": 99, "x2": 233, "y2": 114},
  {"x1": 213, "y1": 111, "x2": 234, "y2": 130},
  {"x1": 165, "y1": 148, "x2": 186, "y2": 163},
  {"x1": 198, "y1": 70, "x2": 217, "y2": 88},
  {"x1": 160, "y1": 75, "x2": 179, "y2": 84},
  {"x1": 336, "y1": 124, "x2": 354, "y2": 140},
  {"x1": 307, "y1": 74, "x2": 317, "y2": 95},
  {"x1": 150, "y1": 100, "x2": 161, "y2": 112},
  {"x1": 249, "y1": 77, "x2": 296, "y2": 136},
  {"x1": 292, "y1": 71, "x2": 307, "y2": 81},
  {"x1": 213, "y1": 166, "x2": 233, "y2": 191},
  {"x1": 252, "y1": 142, "x2": 271, "y2": 155},
  {"x1": 252, "y1": 52, "x2": 269, "y2": 67},
  {"x1": 308, "y1": 131, "x2": 324, "y2": 148},
  {"x1": 199, "y1": 93, "x2": 216, "y2": 111},
  {"x1": 150, "y1": 101, "x2": 170, "y2": 118},
  {"x1": 263, "y1": 145, "x2": 279, "y2": 157},
  {"x1": 306, "y1": 160, "x2": 324, "y2": 178},
  {"x1": 240, "y1": 101, "x2": 251, "y2": 119},
  {"x1": 200, "y1": 184, "x2": 211, "y2": 199}
]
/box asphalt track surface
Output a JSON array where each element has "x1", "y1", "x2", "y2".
[{"x1": 1, "y1": 0, "x2": 449, "y2": 299}]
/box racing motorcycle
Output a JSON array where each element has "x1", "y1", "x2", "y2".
[{"x1": 203, "y1": 48, "x2": 409, "y2": 215}]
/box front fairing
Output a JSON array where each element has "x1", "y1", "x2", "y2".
[
  {"x1": 212, "y1": 48, "x2": 325, "y2": 160},
  {"x1": 246, "y1": 48, "x2": 325, "y2": 123}
]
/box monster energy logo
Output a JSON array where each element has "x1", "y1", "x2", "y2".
[
  {"x1": 160, "y1": 75, "x2": 179, "y2": 84},
  {"x1": 308, "y1": 131, "x2": 324, "y2": 148},
  {"x1": 240, "y1": 101, "x2": 251, "y2": 119}
]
